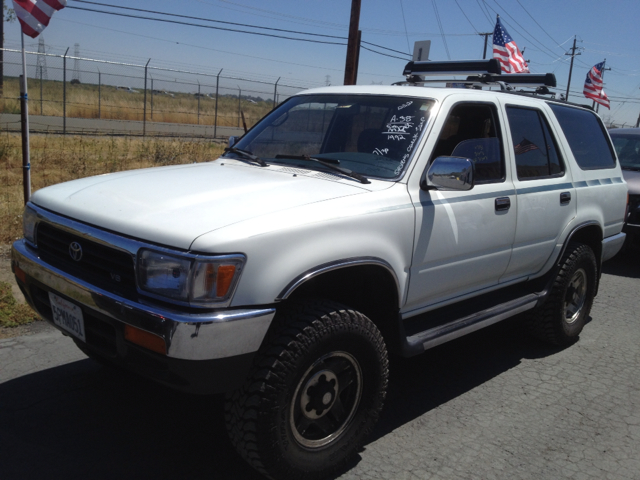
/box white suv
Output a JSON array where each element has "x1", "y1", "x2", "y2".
[{"x1": 12, "y1": 59, "x2": 627, "y2": 480}]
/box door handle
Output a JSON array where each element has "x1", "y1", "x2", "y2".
[
  {"x1": 560, "y1": 192, "x2": 571, "y2": 205},
  {"x1": 495, "y1": 197, "x2": 511, "y2": 211}
]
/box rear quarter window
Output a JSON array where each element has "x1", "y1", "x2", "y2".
[{"x1": 548, "y1": 103, "x2": 616, "y2": 170}]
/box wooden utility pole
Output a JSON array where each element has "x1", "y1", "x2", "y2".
[
  {"x1": 565, "y1": 36, "x2": 580, "y2": 101},
  {"x1": 479, "y1": 32, "x2": 492, "y2": 59},
  {"x1": 343, "y1": 0, "x2": 361, "y2": 85}
]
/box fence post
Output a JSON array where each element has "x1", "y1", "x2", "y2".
[
  {"x1": 97, "y1": 69, "x2": 101, "y2": 119},
  {"x1": 214, "y1": 68, "x2": 222, "y2": 138},
  {"x1": 63, "y1": 47, "x2": 68, "y2": 135},
  {"x1": 273, "y1": 77, "x2": 280, "y2": 110},
  {"x1": 197, "y1": 80, "x2": 201, "y2": 125},
  {"x1": 143, "y1": 58, "x2": 150, "y2": 136},
  {"x1": 150, "y1": 77, "x2": 153, "y2": 120},
  {"x1": 237, "y1": 85, "x2": 241, "y2": 128},
  {"x1": 40, "y1": 65, "x2": 43, "y2": 115}
]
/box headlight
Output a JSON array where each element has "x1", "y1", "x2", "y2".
[
  {"x1": 137, "y1": 249, "x2": 245, "y2": 306},
  {"x1": 138, "y1": 249, "x2": 192, "y2": 301},
  {"x1": 23, "y1": 205, "x2": 38, "y2": 245}
]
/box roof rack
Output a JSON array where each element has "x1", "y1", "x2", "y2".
[{"x1": 398, "y1": 59, "x2": 557, "y2": 91}]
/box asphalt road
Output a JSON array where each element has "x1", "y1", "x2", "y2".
[
  {"x1": 1, "y1": 251, "x2": 639, "y2": 480},
  {"x1": 0, "y1": 113, "x2": 245, "y2": 139}
]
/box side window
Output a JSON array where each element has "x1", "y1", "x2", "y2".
[
  {"x1": 549, "y1": 103, "x2": 616, "y2": 170},
  {"x1": 506, "y1": 106, "x2": 564, "y2": 180},
  {"x1": 431, "y1": 103, "x2": 504, "y2": 183}
]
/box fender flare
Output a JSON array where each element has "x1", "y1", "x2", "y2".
[{"x1": 276, "y1": 256, "x2": 401, "y2": 302}]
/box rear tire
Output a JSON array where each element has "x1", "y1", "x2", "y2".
[
  {"x1": 225, "y1": 299, "x2": 388, "y2": 480},
  {"x1": 528, "y1": 242, "x2": 597, "y2": 345}
]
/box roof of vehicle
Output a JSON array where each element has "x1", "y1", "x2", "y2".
[
  {"x1": 296, "y1": 60, "x2": 593, "y2": 111},
  {"x1": 296, "y1": 84, "x2": 594, "y2": 113}
]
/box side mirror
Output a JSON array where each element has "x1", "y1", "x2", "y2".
[
  {"x1": 228, "y1": 136, "x2": 239, "y2": 147},
  {"x1": 422, "y1": 156, "x2": 474, "y2": 191}
]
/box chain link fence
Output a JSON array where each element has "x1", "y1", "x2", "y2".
[
  {"x1": 0, "y1": 48, "x2": 320, "y2": 240},
  {"x1": 0, "y1": 47, "x2": 313, "y2": 137}
]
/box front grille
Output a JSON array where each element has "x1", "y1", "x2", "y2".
[{"x1": 36, "y1": 223, "x2": 137, "y2": 299}]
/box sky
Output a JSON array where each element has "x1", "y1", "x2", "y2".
[{"x1": 4, "y1": 0, "x2": 640, "y2": 126}]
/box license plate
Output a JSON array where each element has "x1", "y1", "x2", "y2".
[{"x1": 48, "y1": 292, "x2": 86, "y2": 343}]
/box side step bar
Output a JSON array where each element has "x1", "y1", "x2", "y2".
[{"x1": 400, "y1": 294, "x2": 540, "y2": 356}]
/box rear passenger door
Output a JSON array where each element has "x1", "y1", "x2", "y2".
[{"x1": 500, "y1": 102, "x2": 577, "y2": 282}]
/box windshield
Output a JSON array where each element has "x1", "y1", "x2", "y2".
[
  {"x1": 228, "y1": 94, "x2": 434, "y2": 180},
  {"x1": 610, "y1": 133, "x2": 640, "y2": 170}
]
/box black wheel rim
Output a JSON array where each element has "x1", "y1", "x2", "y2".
[{"x1": 290, "y1": 351, "x2": 363, "y2": 449}]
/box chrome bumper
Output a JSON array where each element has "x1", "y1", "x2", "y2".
[{"x1": 12, "y1": 239, "x2": 275, "y2": 361}]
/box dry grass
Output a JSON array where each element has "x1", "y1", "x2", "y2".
[
  {"x1": 0, "y1": 131, "x2": 225, "y2": 243},
  {"x1": 0, "y1": 281, "x2": 39, "y2": 327},
  {"x1": 0, "y1": 76, "x2": 273, "y2": 127}
]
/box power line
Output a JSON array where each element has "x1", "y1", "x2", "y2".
[
  {"x1": 68, "y1": 1, "x2": 418, "y2": 63},
  {"x1": 398, "y1": 0, "x2": 411, "y2": 55},
  {"x1": 483, "y1": 0, "x2": 564, "y2": 62},
  {"x1": 361, "y1": 41, "x2": 411, "y2": 57},
  {"x1": 190, "y1": 0, "x2": 351, "y2": 33},
  {"x1": 454, "y1": 0, "x2": 480, "y2": 33},
  {"x1": 67, "y1": 5, "x2": 348, "y2": 45},
  {"x1": 72, "y1": 1, "x2": 347, "y2": 41},
  {"x1": 514, "y1": 0, "x2": 562, "y2": 47},
  {"x1": 45, "y1": 17, "x2": 400, "y2": 84},
  {"x1": 432, "y1": 0, "x2": 450, "y2": 60},
  {"x1": 360, "y1": 45, "x2": 409, "y2": 61},
  {"x1": 475, "y1": 0, "x2": 494, "y2": 26}
]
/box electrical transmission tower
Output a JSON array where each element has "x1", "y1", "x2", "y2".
[
  {"x1": 72, "y1": 43, "x2": 81, "y2": 83},
  {"x1": 36, "y1": 37, "x2": 48, "y2": 81}
]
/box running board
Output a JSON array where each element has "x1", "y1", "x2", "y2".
[{"x1": 401, "y1": 294, "x2": 540, "y2": 356}]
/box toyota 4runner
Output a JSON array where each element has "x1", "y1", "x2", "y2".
[{"x1": 12, "y1": 59, "x2": 627, "y2": 479}]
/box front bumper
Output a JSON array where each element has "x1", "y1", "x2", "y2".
[{"x1": 12, "y1": 239, "x2": 275, "y2": 394}]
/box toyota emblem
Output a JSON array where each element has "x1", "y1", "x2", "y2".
[{"x1": 69, "y1": 242, "x2": 83, "y2": 262}]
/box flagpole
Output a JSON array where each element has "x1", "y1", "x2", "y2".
[
  {"x1": 595, "y1": 59, "x2": 608, "y2": 114},
  {"x1": 19, "y1": 31, "x2": 31, "y2": 204}
]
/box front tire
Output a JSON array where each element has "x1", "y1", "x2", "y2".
[
  {"x1": 529, "y1": 242, "x2": 597, "y2": 345},
  {"x1": 225, "y1": 300, "x2": 388, "y2": 480}
]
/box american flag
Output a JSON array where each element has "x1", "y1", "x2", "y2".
[
  {"x1": 12, "y1": 0, "x2": 66, "y2": 39},
  {"x1": 583, "y1": 61, "x2": 610, "y2": 109},
  {"x1": 492, "y1": 15, "x2": 529, "y2": 74},
  {"x1": 514, "y1": 138, "x2": 539, "y2": 155}
]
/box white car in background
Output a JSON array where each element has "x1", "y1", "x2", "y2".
[{"x1": 609, "y1": 128, "x2": 640, "y2": 247}]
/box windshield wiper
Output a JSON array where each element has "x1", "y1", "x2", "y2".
[
  {"x1": 622, "y1": 166, "x2": 640, "y2": 172},
  {"x1": 224, "y1": 147, "x2": 268, "y2": 167},
  {"x1": 275, "y1": 154, "x2": 370, "y2": 184},
  {"x1": 274, "y1": 154, "x2": 340, "y2": 164}
]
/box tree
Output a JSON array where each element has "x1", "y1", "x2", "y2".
[{"x1": 3, "y1": 1, "x2": 16, "y2": 23}]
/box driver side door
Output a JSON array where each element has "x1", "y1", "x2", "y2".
[{"x1": 404, "y1": 100, "x2": 517, "y2": 313}]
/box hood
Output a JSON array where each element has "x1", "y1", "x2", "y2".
[
  {"x1": 622, "y1": 168, "x2": 640, "y2": 195},
  {"x1": 31, "y1": 160, "x2": 371, "y2": 250}
]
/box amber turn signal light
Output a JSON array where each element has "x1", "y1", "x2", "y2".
[
  {"x1": 124, "y1": 324, "x2": 167, "y2": 355},
  {"x1": 14, "y1": 265, "x2": 27, "y2": 284}
]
